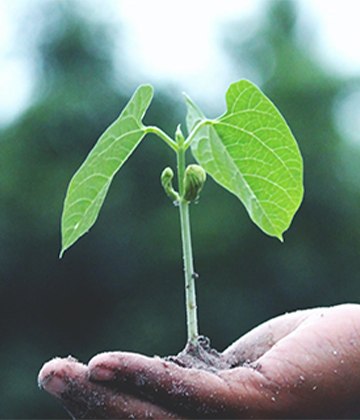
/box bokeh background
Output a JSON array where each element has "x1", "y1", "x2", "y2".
[{"x1": 2, "y1": 0, "x2": 360, "y2": 417}]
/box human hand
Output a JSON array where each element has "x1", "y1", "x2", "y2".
[{"x1": 38, "y1": 304, "x2": 360, "y2": 419}]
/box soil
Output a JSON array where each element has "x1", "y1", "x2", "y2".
[{"x1": 165, "y1": 336, "x2": 237, "y2": 372}]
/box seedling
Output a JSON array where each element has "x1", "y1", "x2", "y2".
[{"x1": 60, "y1": 80, "x2": 303, "y2": 348}]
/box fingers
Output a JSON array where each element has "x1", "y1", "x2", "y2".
[
  {"x1": 88, "y1": 304, "x2": 360, "y2": 418},
  {"x1": 38, "y1": 356, "x2": 184, "y2": 419},
  {"x1": 89, "y1": 352, "x2": 248, "y2": 418},
  {"x1": 39, "y1": 304, "x2": 360, "y2": 419}
]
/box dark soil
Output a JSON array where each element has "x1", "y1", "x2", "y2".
[{"x1": 165, "y1": 336, "x2": 237, "y2": 372}]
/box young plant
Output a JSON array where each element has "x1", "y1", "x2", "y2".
[{"x1": 60, "y1": 80, "x2": 303, "y2": 347}]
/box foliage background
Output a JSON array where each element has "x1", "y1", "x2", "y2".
[{"x1": 1, "y1": 1, "x2": 360, "y2": 417}]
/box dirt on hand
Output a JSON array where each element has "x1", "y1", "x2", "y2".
[{"x1": 165, "y1": 336, "x2": 238, "y2": 372}]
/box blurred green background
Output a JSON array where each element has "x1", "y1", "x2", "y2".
[{"x1": 2, "y1": 0, "x2": 360, "y2": 418}]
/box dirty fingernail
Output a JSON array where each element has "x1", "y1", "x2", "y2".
[
  {"x1": 90, "y1": 366, "x2": 116, "y2": 381},
  {"x1": 40, "y1": 373, "x2": 68, "y2": 397}
]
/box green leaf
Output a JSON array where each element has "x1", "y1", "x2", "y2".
[
  {"x1": 60, "y1": 84, "x2": 154, "y2": 257},
  {"x1": 185, "y1": 79, "x2": 303, "y2": 240}
]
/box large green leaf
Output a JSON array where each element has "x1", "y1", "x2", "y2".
[
  {"x1": 185, "y1": 79, "x2": 303, "y2": 240},
  {"x1": 60, "y1": 84, "x2": 154, "y2": 257}
]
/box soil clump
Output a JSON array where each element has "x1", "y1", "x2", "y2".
[{"x1": 165, "y1": 336, "x2": 237, "y2": 372}]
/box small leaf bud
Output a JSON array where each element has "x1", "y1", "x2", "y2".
[
  {"x1": 161, "y1": 167, "x2": 179, "y2": 203},
  {"x1": 183, "y1": 164, "x2": 207, "y2": 202},
  {"x1": 175, "y1": 124, "x2": 185, "y2": 145}
]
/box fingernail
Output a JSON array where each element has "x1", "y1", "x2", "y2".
[
  {"x1": 90, "y1": 366, "x2": 116, "y2": 381},
  {"x1": 40, "y1": 374, "x2": 68, "y2": 397}
]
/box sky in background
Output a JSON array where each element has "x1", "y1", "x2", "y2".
[{"x1": 1, "y1": 0, "x2": 360, "y2": 126}]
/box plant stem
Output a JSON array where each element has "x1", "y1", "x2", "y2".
[
  {"x1": 183, "y1": 119, "x2": 212, "y2": 149},
  {"x1": 145, "y1": 126, "x2": 178, "y2": 151},
  {"x1": 176, "y1": 129, "x2": 199, "y2": 345}
]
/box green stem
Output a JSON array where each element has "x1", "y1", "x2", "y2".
[
  {"x1": 176, "y1": 130, "x2": 199, "y2": 345},
  {"x1": 183, "y1": 119, "x2": 212, "y2": 149},
  {"x1": 145, "y1": 126, "x2": 178, "y2": 151}
]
